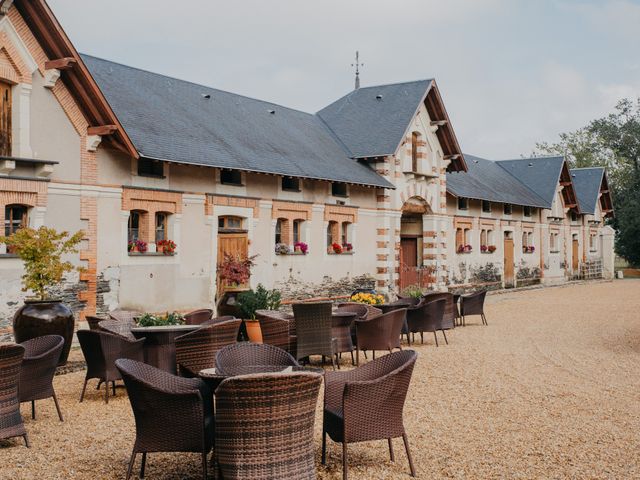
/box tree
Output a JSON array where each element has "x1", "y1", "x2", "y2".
[{"x1": 534, "y1": 98, "x2": 640, "y2": 266}]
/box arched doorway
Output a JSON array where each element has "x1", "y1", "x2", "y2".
[{"x1": 399, "y1": 197, "x2": 433, "y2": 291}]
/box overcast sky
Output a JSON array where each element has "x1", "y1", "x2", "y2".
[{"x1": 48, "y1": 0, "x2": 640, "y2": 159}]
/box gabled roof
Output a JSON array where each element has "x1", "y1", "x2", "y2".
[
  {"x1": 446, "y1": 155, "x2": 549, "y2": 208},
  {"x1": 571, "y1": 167, "x2": 614, "y2": 217},
  {"x1": 81, "y1": 55, "x2": 393, "y2": 189},
  {"x1": 13, "y1": 0, "x2": 137, "y2": 157},
  {"x1": 317, "y1": 80, "x2": 467, "y2": 172},
  {"x1": 495, "y1": 156, "x2": 565, "y2": 208}
]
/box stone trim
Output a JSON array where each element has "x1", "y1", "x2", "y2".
[
  {"x1": 123, "y1": 187, "x2": 182, "y2": 214},
  {"x1": 324, "y1": 204, "x2": 357, "y2": 224},
  {"x1": 272, "y1": 200, "x2": 312, "y2": 221},
  {"x1": 0, "y1": 177, "x2": 47, "y2": 225},
  {"x1": 206, "y1": 194, "x2": 259, "y2": 217}
]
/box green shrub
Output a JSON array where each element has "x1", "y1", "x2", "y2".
[
  {"x1": 137, "y1": 311, "x2": 185, "y2": 327},
  {"x1": 237, "y1": 284, "x2": 282, "y2": 320}
]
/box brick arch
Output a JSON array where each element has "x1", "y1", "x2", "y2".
[
  {"x1": 400, "y1": 195, "x2": 433, "y2": 215},
  {"x1": 0, "y1": 31, "x2": 33, "y2": 85},
  {"x1": 398, "y1": 184, "x2": 434, "y2": 211}
]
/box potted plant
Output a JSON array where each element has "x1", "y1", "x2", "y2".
[
  {"x1": 488, "y1": 245, "x2": 497, "y2": 253},
  {"x1": 343, "y1": 242, "x2": 353, "y2": 252},
  {"x1": 129, "y1": 239, "x2": 147, "y2": 254},
  {"x1": 350, "y1": 292, "x2": 385, "y2": 306},
  {"x1": 0, "y1": 227, "x2": 84, "y2": 365},
  {"x1": 136, "y1": 311, "x2": 185, "y2": 327},
  {"x1": 331, "y1": 242, "x2": 343, "y2": 254},
  {"x1": 237, "y1": 284, "x2": 282, "y2": 343},
  {"x1": 275, "y1": 243, "x2": 290, "y2": 255},
  {"x1": 480, "y1": 245, "x2": 488, "y2": 253},
  {"x1": 157, "y1": 239, "x2": 176, "y2": 255},
  {"x1": 294, "y1": 241, "x2": 308, "y2": 254}
]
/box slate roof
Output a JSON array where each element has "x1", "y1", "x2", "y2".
[
  {"x1": 570, "y1": 167, "x2": 605, "y2": 214},
  {"x1": 81, "y1": 54, "x2": 393, "y2": 189},
  {"x1": 446, "y1": 155, "x2": 549, "y2": 208},
  {"x1": 317, "y1": 80, "x2": 433, "y2": 159},
  {"x1": 495, "y1": 156, "x2": 565, "y2": 208}
]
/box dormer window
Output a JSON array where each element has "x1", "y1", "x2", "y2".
[
  {"x1": 331, "y1": 183, "x2": 348, "y2": 197},
  {"x1": 482, "y1": 200, "x2": 491, "y2": 213},
  {"x1": 571, "y1": 210, "x2": 578, "y2": 222},
  {"x1": 457, "y1": 197, "x2": 469, "y2": 211},
  {"x1": 523, "y1": 206, "x2": 532, "y2": 217},
  {"x1": 503, "y1": 203, "x2": 513, "y2": 215},
  {"x1": 0, "y1": 81, "x2": 11, "y2": 156},
  {"x1": 282, "y1": 177, "x2": 300, "y2": 192},
  {"x1": 220, "y1": 170, "x2": 242, "y2": 186},
  {"x1": 138, "y1": 158, "x2": 164, "y2": 178}
]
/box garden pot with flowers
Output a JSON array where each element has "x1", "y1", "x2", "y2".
[
  {"x1": 457, "y1": 244, "x2": 472, "y2": 254},
  {"x1": 488, "y1": 245, "x2": 497, "y2": 253},
  {"x1": 216, "y1": 253, "x2": 258, "y2": 326},
  {"x1": 343, "y1": 243, "x2": 353, "y2": 253},
  {"x1": 128, "y1": 239, "x2": 148, "y2": 254},
  {"x1": 350, "y1": 292, "x2": 385, "y2": 306},
  {"x1": 294, "y1": 241, "x2": 308, "y2": 254},
  {"x1": 237, "y1": 284, "x2": 282, "y2": 343},
  {"x1": 331, "y1": 243, "x2": 343, "y2": 254},
  {"x1": 0, "y1": 226, "x2": 84, "y2": 365},
  {"x1": 480, "y1": 245, "x2": 488, "y2": 253},
  {"x1": 157, "y1": 239, "x2": 177, "y2": 255}
]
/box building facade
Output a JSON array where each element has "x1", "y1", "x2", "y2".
[{"x1": 0, "y1": 0, "x2": 614, "y2": 336}]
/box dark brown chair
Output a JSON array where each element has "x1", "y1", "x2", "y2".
[
  {"x1": 460, "y1": 290, "x2": 488, "y2": 326},
  {"x1": 115, "y1": 359, "x2": 213, "y2": 480},
  {"x1": 293, "y1": 302, "x2": 337, "y2": 370},
  {"x1": 0, "y1": 343, "x2": 28, "y2": 447},
  {"x1": 77, "y1": 330, "x2": 145, "y2": 404},
  {"x1": 108, "y1": 309, "x2": 142, "y2": 323},
  {"x1": 256, "y1": 309, "x2": 296, "y2": 355},
  {"x1": 174, "y1": 319, "x2": 241, "y2": 377},
  {"x1": 422, "y1": 292, "x2": 456, "y2": 334},
  {"x1": 406, "y1": 298, "x2": 446, "y2": 346},
  {"x1": 215, "y1": 372, "x2": 322, "y2": 479},
  {"x1": 201, "y1": 315, "x2": 236, "y2": 326},
  {"x1": 98, "y1": 319, "x2": 137, "y2": 341},
  {"x1": 86, "y1": 315, "x2": 105, "y2": 331},
  {"x1": 453, "y1": 294, "x2": 462, "y2": 326},
  {"x1": 215, "y1": 342, "x2": 299, "y2": 373},
  {"x1": 18, "y1": 335, "x2": 64, "y2": 421},
  {"x1": 354, "y1": 309, "x2": 406, "y2": 365},
  {"x1": 184, "y1": 308, "x2": 214, "y2": 325},
  {"x1": 322, "y1": 350, "x2": 418, "y2": 480}
]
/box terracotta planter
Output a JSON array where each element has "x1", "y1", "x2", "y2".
[
  {"x1": 244, "y1": 320, "x2": 263, "y2": 343},
  {"x1": 13, "y1": 300, "x2": 75, "y2": 365}
]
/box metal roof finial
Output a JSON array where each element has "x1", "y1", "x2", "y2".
[{"x1": 351, "y1": 51, "x2": 363, "y2": 89}]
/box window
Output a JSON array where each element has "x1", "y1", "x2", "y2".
[
  {"x1": 455, "y1": 228, "x2": 464, "y2": 251},
  {"x1": 0, "y1": 81, "x2": 11, "y2": 156},
  {"x1": 4, "y1": 205, "x2": 27, "y2": 237},
  {"x1": 482, "y1": 200, "x2": 491, "y2": 213},
  {"x1": 590, "y1": 234, "x2": 597, "y2": 251},
  {"x1": 218, "y1": 216, "x2": 244, "y2": 231},
  {"x1": 155, "y1": 212, "x2": 168, "y2": 243},
  {"x1": 480, "y1": 229, "x2": 487, "y2": 246},
  {"x1": 522, "y1": 232, "x2": 529, "y2": 248},
  {"x1": 464, "y1": 229, "x2": 471, "y2": 246},
  {"x1": 523, "y1": 206, "x2": 532, "y2": 217},
  {"x1": 487, "y1": 230, "x2": 494, "y2": 246},
  {"x1": 331, "y1": 183, "x2": 348, "y2": 197},
  {"x1": 570, "y1": 210, "x2": 578, "y2": 222},
  {"x1": 504, "y1": 203, "x2": 513, "y2": 215},
  {"x1": 282, "y1": 177, "x2": 300, "y2": 192},
  {"x1": 138, "y1": 158, "x2": 164, "y2": 177},
  {"x1": 293, "y1": 219, "x2": 303, "y2": 244},
  {"x1": 275, "y1": 218, "x2": 286, "y2": 245},
  {"x1": 220, "y1": 170, "x2": 242, "y2": 186},
  {"x1": 457, "y1": 197, "x2": 469, "y2": 211},
  {"x1": 411, "y1": 132, "x2": 419, "y2": 172},
  {"x1": 341, "y1": 222, "x2": 352, "y2": 247},
  {"x1": 327, "y1": 221, "x2": 339, "y2": 247},
  {"x1": 128, "y1": 211, "x2": 143, "y2": 242}
]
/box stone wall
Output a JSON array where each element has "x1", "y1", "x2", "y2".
[{"x1": 275, "y1": 274, "x2": 376, "y2": 302}]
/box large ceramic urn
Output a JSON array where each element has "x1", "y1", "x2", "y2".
[{"x1": 13, "y1": 300, "x2": 75, "y2": 365}]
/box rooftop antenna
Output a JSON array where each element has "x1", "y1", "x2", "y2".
[{"x1": 351, "y1": 51, "x2": 363, "y2": 89}]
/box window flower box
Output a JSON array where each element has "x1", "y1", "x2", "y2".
[
  {"x1": 156, "y1": 239, "x2": 177, "y2": 255},
  {"x1": 275, "y1": 243, "x2": 291, "y2": 255},
  {"x1": 523, "y1": 246, "x2": 535, "y2": 254},
  {"x1": 128, "y1": 239, "x2": 147, "y2": 254},
  {"x1": 294, "y1": 242, "x2": 308, "y2": 254},
  {"x1": 457, "y1": 244, "x2": 472, "y2": 254}
]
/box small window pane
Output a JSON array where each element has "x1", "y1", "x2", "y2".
[
  {"x1": 282, "y1": 177, "x2": 300, "y2": 191},
  {"x1": 4, "y1": 205, "x2": 28, "y2": 237},
  {"x1": 504, "y1": 203, "x2": 512, "y2": 215},
  {"x1": 275, "y1": 219, "x2": 283, "y2": 244},
  {"x1": 458, "y1": 198, "x2": 468, "y2": 210},
  {"x1": 155, "y1": 212, "x2": 167, "y2": 242},
  {"x1": 221, "y1": 170, "x2": 242, "y2": 185},
  {"x1": 138, "y1": 159, "x2": 164, "y2": 177},
  {"x1": 293, "y1": 220, "x2": 302, "y2": 244},
  {"x1": 128, "y1": 211, "x2": 140, "y2": 242},
  {"x1": 331, "y1": 183, "x2": 347, "y2": 197},
  {"x1": 482, "y1": 200, "x2": 491, "y2": 213}
]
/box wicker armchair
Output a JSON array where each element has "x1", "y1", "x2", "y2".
[
  {"x1": 322, "y1": 350, "x2": 418, "y2": 480},
  {"x1": 85, "y1": 315, "x2": 104, "y2": 331},
  {"x1": 174, "y1": 319, "x2": 241, "y2": 377},
  {"x1": 115, "y1": 359, "x2": 214, "y2": 480},
  {"x1": 98, "y1": 319, "x2": 137, "y2": 341},
  {"x1": 77, "y1": 330, "x2": 145, "y2": 404},
  {"x1": 201, "y1": 315, "x2": 236, "y2": 326},
  {"x1": 354, "y1": 309, "x2": 406, "y2": 366},
  {"x1": 256, "y1": 309, "x2": 296, "y2": 355},
  {"x1": 215, "y1": 342, "x2": 299, "y2": 373},
  {"x1": 108, "y1": 309, "x2": 142, "y2": 323},
  {"x1": 0, "y1": 343, "x2": 28, "y2": 447},
  {"x1": 18, "y1": 335, "x2": 64, "y2": 421},
  {"x1": 406, "y1": 298, "x2": 446, "y2": 346},
  {"x1": 215, "y1": 372, "x2": 322, "y2": 479},
  {"x1": 293, "y1": 302, "x2": 337, "y2": 370},
  {"x1": 460, "y1": 290, "x2": 488, "y2": 326},
  {"x1": 184, "y1": 308, "x2": 214, "y2": 325},
  {"x1": 422, "y1": 292, "x2": 456, "y2": 333}
]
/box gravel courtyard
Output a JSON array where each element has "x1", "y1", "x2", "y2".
[{"x1": 2, "y1": 280, "x2": 639, "y2": 479}]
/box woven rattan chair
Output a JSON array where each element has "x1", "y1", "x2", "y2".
[
  {"x1": 322, "y1": 350, "x2": 418, "y2": 480},
  {"x1": 108, "y1": 309, "x2": 142, "y2": 324},
  {"x1": 453, "y1": 294, "x2": 462, "y2": 326},
  {"x1": 406, "y1": 298, "x2": 446, "y2": 346},
  {"x1": 293, "y1": 302, "x2": 337, "y2": 369},
  {"x1": 215, "y1": 372, "x2": 322, "y2": 479},
  {"x1": 201, "y1": 315, "x2": 236, "y2": 326},
  {"x1": 354, "y1": 309, "x2": 406, "y2": 366},
  {"x1": 256, "y1": 309, "x2": 296, "y2": 354},
  {"x1": 77, "y1": 330, "x2": 145, "y2": 404},
  {"x1": 174, "y1": 319, "x2": 242, "y2": 377},
  {"x1": 98, "y1": 319, "x2": 137, "y2": 341},
  {"x1": 18, "y1": 335, "x2": 64, "y2": 421},
  {"x1": 0, "y1": 343, "x2": 28, "y2": 447},
  {"x1": 86, "y1": 315, "x2": 105, "y2": 331},
  {"x1": 460, "y1": 290, "x2": 488, "y2": 326},
  {"x1": 215, "y1": 342, "x2": 299, "y2": 373},
  {"x1": 422, "y1": 292, "x2": 456, "y2": 334},
  {"x1": 115, "y1": 359, "x2": 213, "y2": 480},
  {"x1": 184, "y1": 308, "x2": 214, "y2": 325}
]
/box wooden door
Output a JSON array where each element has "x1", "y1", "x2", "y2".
[
  {"x1": 216, "y1": 233, "x2": 249, "y2": 290},
  {"x1": 399, "y1": 237, "x2": 418, "y2": 290},
  {"x1": 504, "y1": 237, "x2": 514, "y2": 287},
  {"x1": 572, "y1": 238, "x2": 579, "y2": 273},
  {"x1": 0, "y1": 81, "x2": 11, "y2": 157}
]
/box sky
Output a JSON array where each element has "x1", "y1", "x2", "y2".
[{"x1": 48, "y1": 0, "x2": 640, "y2": 159}]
